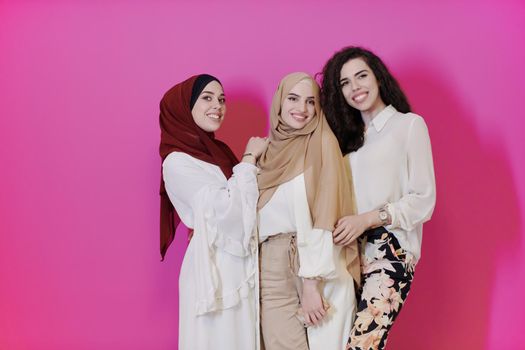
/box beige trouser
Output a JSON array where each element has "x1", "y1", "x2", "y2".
[{"x1": 260, "y1": 233, "x2": 309, "y2": 350}]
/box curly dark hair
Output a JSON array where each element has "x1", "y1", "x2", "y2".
[{"x1": 320, "y1": 46, "x2": 411, "y2": 154}]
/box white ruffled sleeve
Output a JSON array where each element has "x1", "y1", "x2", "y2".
[
  {"x1": 293, "y1": 175, "x2": 338, "y2": 280},
  {"x1": 162, "y1": 152, "x2": 258, "y2": 315},
  {"x1": 163, "y1": 152, "x2": 258, "y2": 256}
]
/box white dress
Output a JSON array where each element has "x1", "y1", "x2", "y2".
[
  {"x1": 162, "y1": 151, "x2": 259, "y2": 350},
  {"x1": 259, "y1": 174, "x2": 356, "y2": 350}
]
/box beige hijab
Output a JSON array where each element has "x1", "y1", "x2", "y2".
[{"x1": 257, "y1": 72, "x2": 360, "y2": 285}]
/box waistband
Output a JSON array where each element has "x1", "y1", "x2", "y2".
[
  {"x1": 363, "y1": 226, "x2": 388, "y2": 241},
  {"x1": 265, "y1": 232, "x2": 296, "y2": 241},
  {"x1": 261, "y1": 232, "x2": 299, "y2": 275}
]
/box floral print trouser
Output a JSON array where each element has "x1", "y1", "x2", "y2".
[{"x1": 346, "y1": 227, "x2": 415, "y2": 350}]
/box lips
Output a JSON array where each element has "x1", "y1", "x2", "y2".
[
  {"x1": 290, "y1": 113, "x2": 307, "y2": 122},
  {"x1": 352, "y1": 92, "x2": 368, "y2": 103},
  {"x1": 206, "y1": 113, "x2": 222, "y2": 121}
]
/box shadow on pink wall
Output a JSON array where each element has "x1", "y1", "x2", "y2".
[
  {"x1": 388, "y1": 61, "x2": 521, "y2": 349},
  {"x1": 216, "y1": 91, "x2": 269, "y2": 158}
]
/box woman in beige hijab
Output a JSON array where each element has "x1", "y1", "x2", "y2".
[{"x1": 257, "y1": 72, "x2": 360, "y2": 350}]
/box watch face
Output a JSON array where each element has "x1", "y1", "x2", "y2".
[{"x1": 379, "y1": 211, "x2": 388, "y2": 220}]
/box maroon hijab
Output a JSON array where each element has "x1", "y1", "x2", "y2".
[{"x1": 159, "y1": 74, "x2": 238, "y2": 260}]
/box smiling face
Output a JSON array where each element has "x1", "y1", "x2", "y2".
[
  {"x1": 340, "y1": 57, "x2": 386, "y2": 116},
  {"x1": 191, "y1": 80, "x2": 226, "y2": 132},
  {"x1": 281, "y1": 79, "x2": 316, "y2": 130}
]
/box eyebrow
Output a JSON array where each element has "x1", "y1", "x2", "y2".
[
  {"x1": 288, "y1": 93, "x2": 315, "y2": 99},
  {"x1": 340, "y1": 69, "x2": 369, "y2": 83},
  {"x1": 200, "y1": 90, "x2": 225, "y2": 96},
  {"x1": 354, "y1": 69, "x2": 368, "y2": 77}
]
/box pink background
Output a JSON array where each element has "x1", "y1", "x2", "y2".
[{"x1": 1, "y1": 1, "x2": 524, "y2": 349}]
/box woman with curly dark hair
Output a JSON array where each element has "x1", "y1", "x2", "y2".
[{"x1": 320, "y1": 47, "x2": 436, "y2": 350}]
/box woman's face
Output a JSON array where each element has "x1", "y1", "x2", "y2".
[
  {"x1": 339, "y1": 58, "x2": 385, "y2": 114},
  {"x1": 281, "y1": 79, "x2": 316, "y2": 130},
  {"x1": 191, "y1": 80, "x2": 226, "y2": 132}
]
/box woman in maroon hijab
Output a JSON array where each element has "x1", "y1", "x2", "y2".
[{"x1": 159, "y1": 74, "x2": 268, "y2": 350}]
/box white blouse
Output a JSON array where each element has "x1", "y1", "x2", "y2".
[
  {"x1": 258, "y1": 174, "x2": 338, "y2": 279},
  {"x1": 162, "y1": 151, "x2": 259, "y2": 314},
  {"x1": 349, "y1": 105, "x2": 436, "y2": 262}
]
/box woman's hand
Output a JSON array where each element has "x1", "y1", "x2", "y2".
[
  {"x1": 333, "y1": 213, "x2": 371, "y2": 245},
  {"x1": 242, "y1": 137, "x2": 269, "y2": 164},
  {"x1": 300, "y1": 279, "x2": 326, "y2": 326}
]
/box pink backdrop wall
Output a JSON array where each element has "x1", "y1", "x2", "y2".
[{"x1": 1, "y1": 1, "x2": 524, "y2": 349}]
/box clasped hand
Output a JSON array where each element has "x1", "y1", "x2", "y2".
[
  {"x1": 332, "y1": 214, "x2": 369, "y2": 246},
  {"x1": 300, "y1": 279, "x2": 327, "y2": 327}
]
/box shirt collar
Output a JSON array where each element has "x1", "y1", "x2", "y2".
[{"x1": 369, "y1": 105, "x2": 396, "y2": 132}]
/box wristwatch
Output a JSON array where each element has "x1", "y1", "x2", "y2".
[{"x1": 378, "y1": 206, "x2": 389, "y2": 226}]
